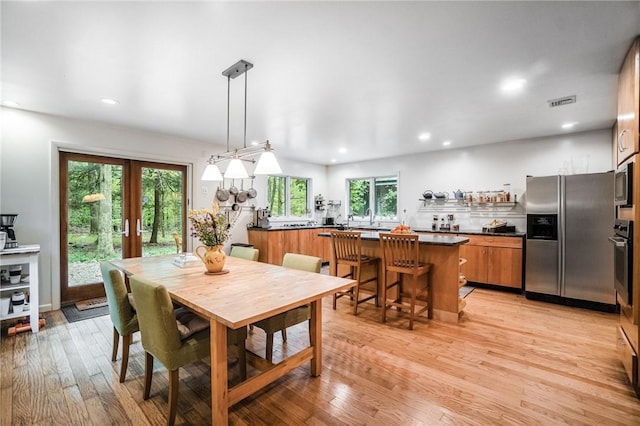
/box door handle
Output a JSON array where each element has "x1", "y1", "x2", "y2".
[
  {"x1": 121, "y1": 219, "x2": 129, "y2": 237},
  {"x1": 617, "y1": 129, "x2": 628, "y2": 152},
  {"x1": 136, "y1": 219, "x2": 144, "y2": 237},
  {"x1": 608, "y1": 236, "x2": 627, "y2": 247}
]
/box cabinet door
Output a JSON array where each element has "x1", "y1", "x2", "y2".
[
  {"x1": 282, "y1": 231, "x2": 300, "y2": 262},
  {"x1": 267, "y1": 231, "x2": 285, "y2": 265},
  {"x1": 487, "y1": 247, "x2": 523, "y2": 288},
  {"x1": 459, "y1": 244, "x2": 487, "y2": 283},
  {"x1": 247, "y1": 230, "x2": 269, "y2": 263},
  {"x1": 322, "y1": 228, "x2": 332, "y2": 262},
  {"x1": 617, "y1": 38, "x2": 639, "y2": 165},
  {"x1": 297, "y1": 228, "x2": 321, "y2": 258}
]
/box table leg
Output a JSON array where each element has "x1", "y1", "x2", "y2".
[
  {"x1": 309, "y1": 299, "x2": 322, "y2": 376},
  {"x1": 211, "y1": 320, "x2": 228, "y2": 424}
]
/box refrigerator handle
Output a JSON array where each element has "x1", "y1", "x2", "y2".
[{"x1": 558, "y1": 175, "x2": 565, "y2": 294}]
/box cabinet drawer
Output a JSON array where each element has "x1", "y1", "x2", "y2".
[
  {"x1": 459, "y1": 234, "x2": 522, "y2": 248},
  {"x1": 617, "y1": 326, "x2": 638, "y2": 386}
]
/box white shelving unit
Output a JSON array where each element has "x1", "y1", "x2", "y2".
[{"x1": 0, "y1": 244, "x2": 40, "y2": 333}]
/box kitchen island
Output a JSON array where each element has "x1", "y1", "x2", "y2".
[{"x1": 319, "y1": 231, "x2": 469, "y2": 323}]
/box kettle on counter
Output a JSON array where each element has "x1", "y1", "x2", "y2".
[{"x1": 452, "y1": 189, "x2": 464, "y2": 200}]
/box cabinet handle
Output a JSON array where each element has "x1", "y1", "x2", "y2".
[
  {"x1": 121, "y1": 219, "x2": 130, "y2": 237},
  {"x1": 618, "y1": 129, "x2": 628, "y2": 152}
]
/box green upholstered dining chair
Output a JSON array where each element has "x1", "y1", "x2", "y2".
[
  {"x1": 229, "y1": 245, "x2": 259, "y2": 261},
  {"x1": 129, "y1": 275, "x2": 247, "y2": 426},
  {"x1": 252, "y1": 253, "x2": 322, "y2": 362},
  {"x1": 100, "y1": 262, "x2": 138, "y2": 383}
]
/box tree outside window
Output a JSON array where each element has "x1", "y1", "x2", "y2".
[
  {"x1": 348, "y1": 176, "x2": 397, "y2": 218},
  {"x1": 267, "y1": 175, "x2": 309, "y2": 217}
]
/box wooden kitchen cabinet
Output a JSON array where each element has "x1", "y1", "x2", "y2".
[
  {"x1": 249, "y1": 228, "x2": 331, "y2": 265},
  {"x1": 458, "y1": 234, "x2": 523, "y2": 289},
  {"x1": 298, "y1": 228, "x2": 323, "y2": 259},
  {"x1": 616, "y1": 37, "x2": 639, "y2": 166},
  {"x1": 248, "y1": 230, "x2": 296, "y2": 265}
]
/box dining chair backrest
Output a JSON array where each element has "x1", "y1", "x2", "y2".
[
  {"x1": 130, "y1": 276, "x2": 184, "y2": 361},
  {"x1": 330, "y1": 231, "x2": 363, "y2": 266},
  {"x1": 230, "y1": 246, "x2": 260, "y2": 261},
  {"x1": 100, "y1": 262, "x2": 137, "y2": 334},
  {"x1": 282, "y1": 253, "x2": 322, "y2": 273},
  {"x1": 379, "y1": 233, "x2": 423, "y2": 275}
]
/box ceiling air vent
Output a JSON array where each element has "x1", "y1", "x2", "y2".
[{"x1": 548, "y1": 95, "x2": 576, "y2": 108}]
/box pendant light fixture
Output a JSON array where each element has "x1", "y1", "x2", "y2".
[{"x1": 201, "y1": 59, "x2": 282, "y2": 181}]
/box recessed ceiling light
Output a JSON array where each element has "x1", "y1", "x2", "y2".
[
  {"x1": 338, "y1": 147, "x2": 347, "y2": 154},
  {"x1": 418, "y1": 132, "x2": 431, "y2": 141},
  {"x1": 101, "y1": 98, "x2": 119, "y2": 105},
  {"x1": 1, "y1": 100, "x2": 20, "y2": 108},
  {"x1": 442, "y1": 141, "x2": 451, "y2": 146},
  {"x1": 330, "y1": 158, "x2": 337, "y2": 163},
  {"x1": 561, "y1": 122, "x2": 578, "y2": 129},
  {"x1": 501, "y1": 78, "x2": 527, "y2": 93}
]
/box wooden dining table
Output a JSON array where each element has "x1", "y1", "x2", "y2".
[{"x1": 110, "y1": 254, "x2": 356, "y2": 425}]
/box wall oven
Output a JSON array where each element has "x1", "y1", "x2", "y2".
[
  {"x1": 609, "y1": 219, "x2": 633, "y2": 305},
  {"x1": 615, "y1": 162, "x2": 632, "y2": 207}
]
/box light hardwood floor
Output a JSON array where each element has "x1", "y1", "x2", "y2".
[{"x1": 1, "y1": 288, "x2": 639, "y2": 425}]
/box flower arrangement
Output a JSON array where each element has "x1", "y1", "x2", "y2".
[{"x1": 188, "y1": 202, "x2": 232, "y2": 247}]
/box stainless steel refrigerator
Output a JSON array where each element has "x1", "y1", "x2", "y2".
[{"x1": 525, "y1": 172, "x2": 615, "y2": 306}]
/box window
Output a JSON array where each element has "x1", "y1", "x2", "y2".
[
  {"x1": 348, "y1": 176, "x2": 397, "y2": 218},
  {"x1": 267, "y1": 175, "x2": 310, "y2": 217}
]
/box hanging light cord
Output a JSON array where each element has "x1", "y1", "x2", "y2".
[
  {"x1": 226, "y1": 75, "x2": 231, "y2": 152},
  {"x1": 243, "y1": 63, "x2": 248, "y2": 149}
]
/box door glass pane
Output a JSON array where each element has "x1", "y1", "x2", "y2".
[
  {"x1": 140, "y1": 167, "x2": 184, "y2": 257},
  {"x1": 67, "y1": 160, "x2": 123, "y2": 287}
]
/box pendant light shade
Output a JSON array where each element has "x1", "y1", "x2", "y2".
[
  {"x1": 254, "y1": 151, "x2": 282, "y2": 175},
  {"x1": 225, "y1": 158, "x2": 249, "y2": 179},
  {"x1": 201, "y1": 163, "x2": 224, "y2": 181}
]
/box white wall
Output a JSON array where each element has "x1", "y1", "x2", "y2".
[
  {"x1": 327, "y1": 129, "x2": 613, "y2": 230},
  {"x1": 0, "y1": 107, "x2": 326, "y2": 311}
]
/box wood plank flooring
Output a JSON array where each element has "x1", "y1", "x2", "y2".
[{"x1": 1, "y1": 288, "x2": 639, "y2": 425}]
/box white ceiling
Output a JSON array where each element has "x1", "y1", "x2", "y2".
[{"x1": 2, "y1": 1, "x2": 639, "y2": 165}]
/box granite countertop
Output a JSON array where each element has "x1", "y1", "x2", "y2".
[
  {"x1": 248, "y1": 225, "x2": 525, "y2": 238},
  {"x1": 412, "y1": 228, "x2": 526, "y2": 237},
  {"x1": 317, "y1": 231, "x2": 468, "y2": 246}
]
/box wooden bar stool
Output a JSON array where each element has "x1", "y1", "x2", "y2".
[
  {"x1": 331, "y1": 231, "x2": 380, "y2": 315},
  {"x1": 379, "y1": 233, "x2": 432, "y2": 330}
]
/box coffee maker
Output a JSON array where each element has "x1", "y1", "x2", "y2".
[
  {"x1": 253, "y1": 208, "x2": 271, "y2": 229},
  {"x1": 0, "y1": 214, "x2": 18, "y2": 249}
]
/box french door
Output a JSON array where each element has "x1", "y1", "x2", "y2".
[{"x1": 59, "y1": 152, "x2": 187, "y2": 304}]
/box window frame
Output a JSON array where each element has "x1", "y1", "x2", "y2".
[
  {"x1": 267, "y1": 175, "x2": 311, "y2": 218},
  {"x1": 346, "y1": 174, "x2": 398, "y2": 221}
]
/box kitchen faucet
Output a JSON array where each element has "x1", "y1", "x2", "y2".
[{"x1": 365, "y1": 208, "x2": 374, "y2": 225}]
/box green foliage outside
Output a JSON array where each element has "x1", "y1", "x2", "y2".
[
  {"x1": 267, "y1": 176, "x2": 286, "y2": 216},
  {"x1": 349, "y1": 179, "x2": 370, "y2": 216},
  {"x1": 267, "y1": 176, "x2": 309, "y2": 217},
  {"x1": 349, "y1": 176, "x2": 397, "y2": 217},
  {"x1": 290, "y1": 178, "x2": 308, "y2": 216},
  {"x1": 67, "y1": 161, "x2": 183, "y2": 264}
]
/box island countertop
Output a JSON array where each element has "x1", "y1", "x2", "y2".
[{"x1": 318, "y1": 231, "x2": 469, "y2": 246}]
